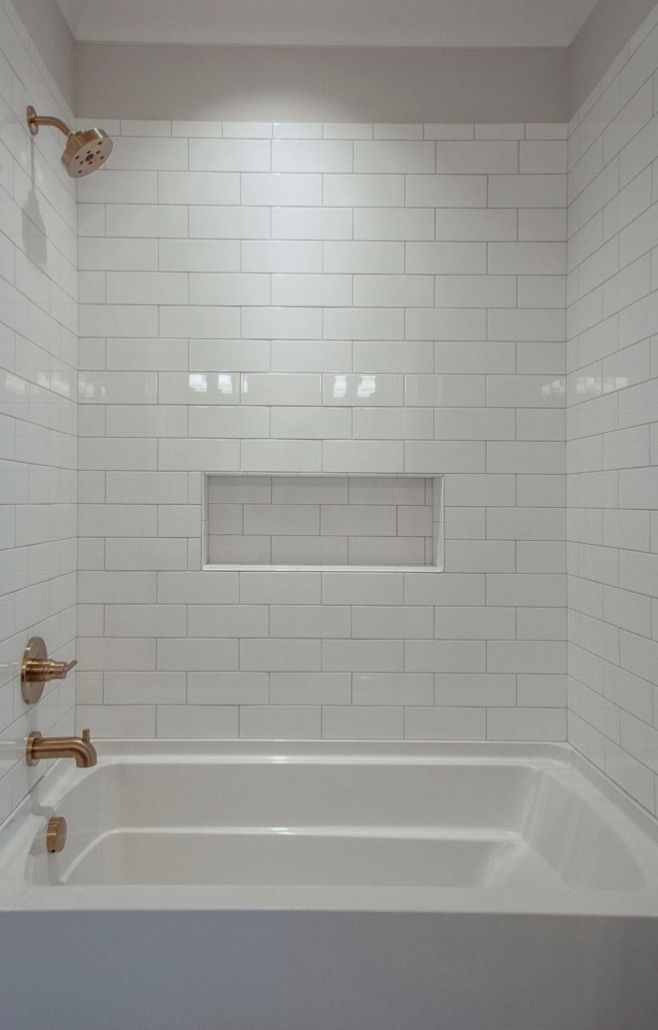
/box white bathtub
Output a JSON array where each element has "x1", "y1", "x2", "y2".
[{"x1": 1, "y1": 741, "x2": 657, "y2": 1029}]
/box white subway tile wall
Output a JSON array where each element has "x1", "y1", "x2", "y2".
[
  {"x1": 567, "y1": 4, "x2": 658, "y2": 816},
  {"x1": 0, "y1": 2, "x2": 77, "y2": 823},
  {"x1": 76, "y1": 114, "x2": 568, "y2": 744},
  {"x1": 206, "y1": 474, "x2": 437, "y2": 566}
]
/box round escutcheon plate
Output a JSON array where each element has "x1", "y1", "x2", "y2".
[{"x1": 21, "y1": 636, "x2": 47, "y2": 705}]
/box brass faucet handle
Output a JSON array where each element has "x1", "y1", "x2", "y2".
[
  {"x1": 46, "y1": 658, "x2": 78, "y2": 680},
  {"x1": 21, "y1": 638, "x2": 78, "y2": 704}
]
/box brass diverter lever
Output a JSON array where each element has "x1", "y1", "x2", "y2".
[{"x1": 21, "y1": 637, "x2": 78, "y2": 705}]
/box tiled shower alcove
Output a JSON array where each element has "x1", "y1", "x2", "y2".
[{"x1": 204, "y1": 475, "x2": 443, "y2": 568}]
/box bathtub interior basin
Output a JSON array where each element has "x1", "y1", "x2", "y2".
[{"x1": 0, "y1": 741, "x2": 655, "y2": 913}]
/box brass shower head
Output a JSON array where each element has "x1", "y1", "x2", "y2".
[{"x1": 26, "y1": 106, "x2": 113, "y2": 177}]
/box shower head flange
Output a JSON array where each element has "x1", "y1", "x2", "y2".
[{"x1": 26, "y1": 105, "x2": 72, "y2": 138}]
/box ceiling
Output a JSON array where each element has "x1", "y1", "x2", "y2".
[{"x1": 57, "y1": 0, "x2": 600, "y2": 48}]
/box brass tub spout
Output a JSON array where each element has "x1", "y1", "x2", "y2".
[{"x1": 26, "y1": 729, "x2": 97, "y2": 768}]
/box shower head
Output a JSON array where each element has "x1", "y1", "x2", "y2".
[
  {"x1": 61, "y1": 126, "x2": 113, "y2": 177},
  {"x1": 26, "y1": 106, "x2": 113, "y2": 177}
]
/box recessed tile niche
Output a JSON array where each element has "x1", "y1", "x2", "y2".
[{"x1": 204, "y1": 475, "x2": 443, "y2": 569}]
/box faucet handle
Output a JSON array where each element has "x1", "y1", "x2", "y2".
[
  {"x1": 82, "y1": 728, "x2": 91, "y2": 743},
  {"x1": 21, "y1": 638, "x2": 78, "y2": 705}
]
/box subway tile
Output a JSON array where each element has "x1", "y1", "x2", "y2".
[
  {"x1": 354, "y1": 141, "x2": 435, "y2": 173},
  {"x1": 323, "y1": 639, "x2": 403, "y2": 672},
  {"x1": 435, "y1": 141, "x2": 518, "y2": 173},
  {"x1": 487, "y1": 574, "x2": 566, "y2": 607},
  {"x1": 106, "y1": 204, "x2": 187, "y2": 237},
  {"x1": 322, "y1": 440, "x2": 404, "y2": 473},
  {"x1": 104, "y1": 604, "x2": 186, "y2": 638},
  {"x1": 324, "y1": 174, "x2": 404, "y2": 207},
  {"x1": 354, "y1": 407, "x2": 434, "y2": 440},
  {"x1": 520, "y1": 141, "x2": 567, "y2": 173},
  {"x1": 272, "y1": 207, "x2": 352, "y2": 239},
  {"x1": 157, "y1": 638, "x2": 239, "y2": 671},
  {"x1": 187, "y1": 605, "x2": 269, "y2": 637},
  {"x1": 189, "y1": 206, "x2": 270, "y2": 238},
  {"x1": 187, "y1": 672, "x2": 268, "y2": 705},
  {"x1": 354, "y1": 275, "x2": 433, "y2": 308},
  {"x1": 243, "y1": 240, "x2": 322, "y2": 272},
  {"x1": 78, "y1": 638, "x2": 155, "y2": 671},
  {"x1": 354, "y1": 339, "x2": 433, "y2": 373},
  {"x1": 324, "y1": 308, "x2": 404, "y2": 340},
  {"x1": 322, "y1": 571, "x2": 403, "y2": 604},
  {"x1": 239, "y1": 706, "x2": 321, "y2": 739},
  {"x1": 157, "y1": 572, "x2": 239, "y2": 603},
  {"x1": 270, "y1": 406, "x2": 350, "y2": 438},
  {"x1": 79, "y1": 572, "x2": 157, "y2": 604},
  {"x1": 273, "y1": 124, "x2": 321, "y2": 138},
  {"x1": 240, "y1": 638, "x2": 321, "y2": 671},
  {"x1": 352, "y1": 606, "x2": 433, "y2": 639},
  {"x1": 272, "y1": 274, "x2": 352, "y2": 307},
  {"x1": 107, "y1": 271, "x2": 188, "y2": 305},
  {"x1": 405, "y1": 441, "x2": 485, "y2": 473},
  {"x1": 405, "y1": 707, "x2": 486, "y2": 740},
  {"x1": 405, "y1": 640, "x2": 486, "y2": 672},
  {"x1": 435, "y1": 275, "x2": 516, "y2": 308},
  {"x1": 270, "y1": 605, "x2": 350, "y2": 637},
  {"x1": 323, "y1": 706, "x2": 403, "y2": 739},
  {"x1": 270, "y1": 672, "x2": 351, "y2": 704},
  {"x1": 76, "y1": 706, "x2": 155, "y2": 737},
  {"x1": 158, "y1": 171, "x2": 240, "y2": 204},
  {"x1": 352, "y1": 672, "x2": 434, "y2": 705},
  {"x1": 405, "y1": 175, "x2": 486, "y2": 208},
  {"x1": 105, "y1": 338, "x2": 187, "y2": 372},
  {"x1": 78, "y1": 170, "x2": 157, "y2": 204},
  {"x1": 487, "y1": 707, "x2": 566, "y2": 741},
  {"x1": 159, "y1": 239, "x2": 240, "y2": 271},
  {"x1": 158, "y1": 436, "x2": 238, "y2": 469},
  {"x1": 105, "y1": 537, "x2": 188, "y2": 570},
  {"x1": 240, "y1": 571, "x2": 321, "y2": 604},
  {"x1": 272, "y1": 140, "x2": 352, "y2": 172},
  {"x1": 222, "y1": 122, "x2": 272, "y2": 138},
  {"x1": 443, "y1": 540, "x2": 515, "y2": 573},
  {"x1": 157, "y1": 706, "x2": 238, "y2": 738},
  {"x1": 107, "y1": 137, "x2": 187, "y2": 170},
  {"x1": 188, "y1": 406, "x2": 269, "y2": 438},
  {"x1": 405, "y1": 308, "x2": 486, "y2": 340},
  {"x1": 354, "y1": 208, "x2": 433, "y2": 241},
  {"x1": 435, "y1": 673, "x2": 516, "y2": 706},
  {"x1": 242, "y1": 307, "x2": 323, "y2": 339},
  {"x1": 406, "y1": 242, "x2": 486, "y2": 274},
  {"x1": 189, "y1": 273, "x2": 270, "y2": 305},
  {"x1": 519, "y1": 208, "x2": 567, "y2": 241},
  {"x1": 104, "y1": 672, "x2": 186, "y2": 705},
  {"x1": 159, "y1": 305, "x2": 241, "y2": 338},
  {"x1": 241, "y1": 440, "x2": 321, "y2": 472},
  {"x1": 241, "y1": 173, "x2": 321, "y2": 205},
  {"x1": 79, "y1": 237, "x2": 158, "y2": 270},
  {"x1": 436, "y1": 208, "x2": 517, "y2": 242},
  {"x1": 323, "y1": 124, "x2": 373, "y2": 139},
  {"x1": 189, "y1": 139, "x2": 270, "y2": 171},
  {"x1": 489, "y1": 174, "x2": 566, "y2": 207}
]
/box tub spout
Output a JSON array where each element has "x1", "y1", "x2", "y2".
[{"x1": 26, "y1": 728, "x2": 97, "y2": 768}]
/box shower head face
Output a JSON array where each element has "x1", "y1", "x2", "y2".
[{"x1": 62, "y1": 127, "x2": 113, "y2": 177}]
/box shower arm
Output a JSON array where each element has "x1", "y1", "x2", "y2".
[{"x1": 26, "y1": 106, "x2": 72, "y2": 138}]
